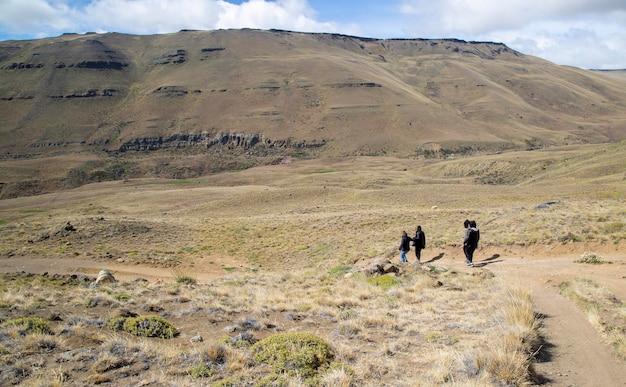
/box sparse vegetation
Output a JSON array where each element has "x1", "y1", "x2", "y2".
[
  {"x1": 1, "y1": 317, "x2": 52, "y2": 335},
  {"x1": 251, "y1": 332, "x2": 335, "y2": 380},
  {"x1": 0, "y1": 147, "x2": 624, "y2": 385},
  {"x1": 0, "y1": 265, "x2": 545, "y2": 386},
  {"x1": 172, "y1": 268, "x2": 197, "y2": 284},
  {"x1": 122, "y1": 315, "x2": 178, "y2": 339},
  {"x1": 575, "y1": 252, "x2": 609, "y2": 264}
]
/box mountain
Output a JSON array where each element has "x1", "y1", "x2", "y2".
[{"x1": 1, "y1": 29, "x2": 625, "y2": 198}]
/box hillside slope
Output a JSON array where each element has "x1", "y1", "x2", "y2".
[{"x1": 1, "y1": 29, "x2": 625, "y2": 197}]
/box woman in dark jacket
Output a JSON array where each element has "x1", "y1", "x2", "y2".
[
  {"x1": 398, "y1": 231, "x2": 411, "y2": 263},
  {"x1": 412, "y1": 225, "x2": 426, "y2": 263}
]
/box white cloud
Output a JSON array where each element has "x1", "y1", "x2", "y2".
[
  {"x1": 81, "y1": 0, "x2": 225, "y2": 34},
  {"x1": 396, "y1": 0, "x2": 626, "y2": 68},
  {"x1": 214, "y1": 0, "x2": 337, "y2": 32},
  {"x1": 0, "y1": 0, "x2": 72, "y2": 31},
  {"x1": 0, "y1": 0, "x2": 347, "y2": 37},
  {"x1": 399, "y1": 0, "x2": 626, "y2": 35}
]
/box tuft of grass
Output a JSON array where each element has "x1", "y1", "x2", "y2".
[
  {"x1": 575, "y1": 252, "x2": 609, "y2": 264},
  {"x1": 171, "y1": 268, "x2": 197, "y2": 284}
]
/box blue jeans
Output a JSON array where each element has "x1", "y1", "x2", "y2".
[{"x1": 400, "y1": 250, "x2": 408, "y2": 263}]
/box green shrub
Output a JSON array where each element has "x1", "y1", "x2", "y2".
[
  {"x1": 366, "y1": 274, "x2": 401, "y2": 290},
  {"x1": 1, "y1": 317, "x2": 52, "y2": 335},
  {"x1": 123, "y1": 315, "x2": 178, "y2": 339},
  {"x1": 188, "y1": 362, "x2": 213, "y2": 378},
  {"x1": 106, "y1": 315, "x2": 178, "y2": 338},
  {"x1": 575, "y1": 252, "x2": 609, "y2": 264},
  {"x1": 251, "y1": 332, "x2": 334, "y2": 378},
  {"x1": 105, "y1": 317, "x2": 127, "y2": 332}
]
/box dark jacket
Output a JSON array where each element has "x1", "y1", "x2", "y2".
[
  {"x1": 413, "y1": 231, "x2": 426, "y2": 249},
  {"x1": 399, "y1": 234, "x2": 411, "y2": 252},
  {"x1": 464, "y1": 227, "x2": 480, "y2": 248}
]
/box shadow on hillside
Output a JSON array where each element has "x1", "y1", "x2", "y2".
[{"x1": 423, "y1": 252, "x2": 444, "y2": 264}]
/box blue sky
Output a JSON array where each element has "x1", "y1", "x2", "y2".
[{"x1": 1, "y1": 0, "x2": 625, "y2": 69}]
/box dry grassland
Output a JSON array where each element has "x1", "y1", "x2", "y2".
[{"x1": 0, "y1": 143, "x2": 624, "y2": 385}]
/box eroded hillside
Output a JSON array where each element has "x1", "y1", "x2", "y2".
[{"x1": 1, "y1": 29, "x2": 626, "y2": 197}]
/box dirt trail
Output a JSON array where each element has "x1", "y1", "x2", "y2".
[{"x1": 467, "y1": 251, "x2": 626, "y2": 386}]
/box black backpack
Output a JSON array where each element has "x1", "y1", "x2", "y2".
[{"x1": 467, "y1": 228, "x2": 479, "y2": 246}]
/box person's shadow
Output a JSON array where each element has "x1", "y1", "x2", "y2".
[
  {"x1": 423, "y1": 252, "x2": 444, "y2": 264},
  {"x1": 474, "y1": 254, "x2": 502, "y2": 267}
]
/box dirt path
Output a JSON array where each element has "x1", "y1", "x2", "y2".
[{"x1": 467, "y1": 251, "x2": 626, "y2": 386}]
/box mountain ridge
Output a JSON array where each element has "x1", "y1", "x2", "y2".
[{"x1": 1, "y1": 29, "x2": 625, "y2": 197}]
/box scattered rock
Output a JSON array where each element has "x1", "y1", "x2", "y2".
[
  {"x1": 55, "y1": 221, "x2": 76, "y2": 237},
  {"x1": 89, "y1": 269, "x2": 118, "y2": 288},
  {"x1": 363, "y1": 259, "x2": 402, "y2": 276},
  {"x1": 190, "y1": 335, "x2": 203, "y2": 343}
]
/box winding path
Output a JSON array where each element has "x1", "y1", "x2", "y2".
[{"x1": 474, "y1": 253, "x2": 626, "y2": 386}]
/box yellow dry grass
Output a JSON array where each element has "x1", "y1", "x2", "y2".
[{"x1": 0, "y1": 143, "x2": 624, "y2": 385}]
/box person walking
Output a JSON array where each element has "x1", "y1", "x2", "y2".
[
  {"x1": 398, "y1": 231, "x2": 411, "y2": 263},
  {"x1": 412, "y1": 225, "x2": 426, "y2": 263},
  {"x1": 463, "y1": 220, "x2": 480, "y2": 267},
  {"x1": 462, "y1": 219, "x2": 470, "y2": 263}
]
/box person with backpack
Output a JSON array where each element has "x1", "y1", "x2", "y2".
[
  {"x1": 398, "y1": 230, "x2": 411, "y2": 263},
  {"x1": 412, "y1": 225, "x2": 426, "y2": 263},
  {"x1": 463, "y1": 220, "x2": 480, "y2": 267}
]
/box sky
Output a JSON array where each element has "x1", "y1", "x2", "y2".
[{"x1": 0, "y1": 0, "x2": 625, "y2": 69}]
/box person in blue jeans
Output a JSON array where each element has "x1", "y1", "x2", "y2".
[{"x1": 398, "y1": 230, "x2": 411, "y2": 263}]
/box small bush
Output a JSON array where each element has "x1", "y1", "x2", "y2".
[
  {"x1": 106, "y1": 315, "x2": 178, "y2": 338},
  {"x1": 123, "y1": 315, "x2": 179, "y2": 338},
  {"x1": 105, "y1": 317, "x2": 127, "y2": 332},
  {"x1": 171, "y1": 268, "x2": 197, "y2": 285},
  {"x1": 575, "y1": 252, "x2": 608, "y2": 264},
  {"x1": 1, "y1": 317, "x2": 52, "y2": 335},
  {"x1": 188, "y1": 362, "x2": 213, "y2": 378},
  {"x1": 251, "y1": 332, "x2": 334, "y2": 378}
]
